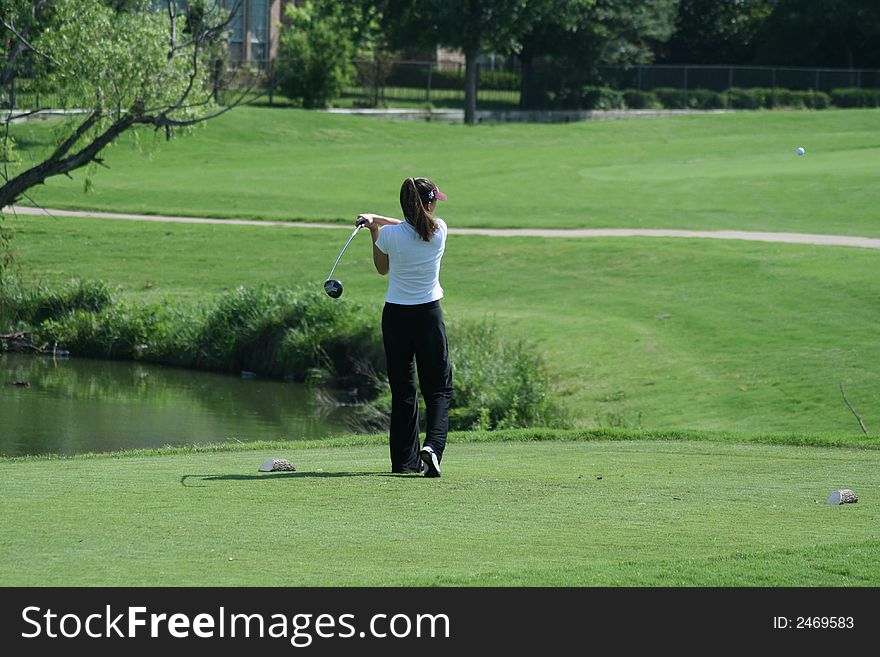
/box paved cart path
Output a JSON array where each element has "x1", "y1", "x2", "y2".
[{"x1": 9, "y1": 205, "x2": 880, "y2": 250}]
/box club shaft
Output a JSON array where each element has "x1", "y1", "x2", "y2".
[{"x1": 326, "y1": 225, "x2": 362, "y2": 280}]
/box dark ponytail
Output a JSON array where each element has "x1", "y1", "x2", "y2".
[{"x1": 399, "y1": 177, "x2": 439, "y2": 242}]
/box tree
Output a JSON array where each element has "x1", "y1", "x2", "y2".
[
  {"x1": 580, "y1": 0, "x2": 679, "y2": 67},
  {"x1": 331, "y1": 1, "x2": 401, "y2": 108},
  {"x1": 755, "y1": 0, "x2": 880, "y2": 68},
  {"x1": 660, "y1": 0, "x2": 773, "y2": 65},
  {"x1": 510, "y1": 0, "x2": 596, "y2": 109},
  {"x1": 275, "y1": 1, "x2": 357, "y2": 109},
  {"x1": 383, "y1": 0, "x2": 527, "y2": 125},
  {"x1": 513, "y1": 0, "x2": 678, "y2": 108},
  {"x1": 0, "y1": 0, "x2": 247, "y2": 215}
]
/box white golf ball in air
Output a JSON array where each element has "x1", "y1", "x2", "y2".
[{"x1": 796, "y1": 147, "x2": 805, "y2": 156}]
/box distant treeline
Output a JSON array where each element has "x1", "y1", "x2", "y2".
[{"x1": 270, "y1": 1, "x2": 880, "y2": 117}]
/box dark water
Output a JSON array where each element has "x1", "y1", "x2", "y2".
[{"x1": 0, "y1": 353, "x2": 357, "y2": 457}]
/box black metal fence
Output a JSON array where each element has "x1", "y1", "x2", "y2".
[
  {"x1": 0, "y1": 76, "x2": 65, "y2": 111},
  {"x1": 598, "y1": 65, "x2": 880, "y2": 94},
  {"x1": 341, "y1": 59, "x2": 519, "y2": 110},
  {"x1": 336, "y1": 61, "x2": 880, "y2": 111},
  {"x1": 4, "y1": 57, "x2": 880, "y2": 111}
]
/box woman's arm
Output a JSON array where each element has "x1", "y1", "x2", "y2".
[
  {"x1": 356, "y1": 213, "x2": 402, "y2": 227},
  {"x1": 370, "y1": 227, "x2": 389, "y2": 275},
  {"x1": 357, "y1": 214, "x2": 395, "y2": 275}
]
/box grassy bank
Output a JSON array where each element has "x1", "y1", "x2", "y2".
[
  {"x1": 1, "y1": 430, "x2": 877, "y2": 586},
  {"x1": 6, "y1": 213, "x2": 879, "y2": 435},
  {"x1": 1, "y1": 280, "x2": 563, "y2": 433},
  {"x1": 8, "y1": 107, "x2": 880, "y2": 236}
]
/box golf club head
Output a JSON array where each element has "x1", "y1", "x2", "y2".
[{"x1": 324, "y1": 279, "x2": 343, "y2": 298}]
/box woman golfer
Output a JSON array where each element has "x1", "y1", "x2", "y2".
[{"x1": 357, "y1": 177, "x2": 452, "y2": 477}]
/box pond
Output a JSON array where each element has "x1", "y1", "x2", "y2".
[{"x1": 0, "y1": 353, "x2": 360, "y2": 457}]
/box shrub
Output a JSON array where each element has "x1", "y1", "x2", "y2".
[
  {"x1": 0, "y1": 278, "x2": 113, "y2": 327},
  {"x1": 771, "y1": 88, "x2": 799, "y2": 108},
  {"x1": 806, "y1": 90, "x2": 832, "y2": 109},
  {"x1": 830, "y1": 88, "x2": 880, "y2": 108},
  {"x1": 13, "y1": 281, "x2": 568, "y2": 433},
  {"x1": 622, "y1": 89, "x2": 661, "y2": 109},
  {"x1": 188, "y1": 286, "x2": 383, "y2": 389},
  {"x1": 479, "y1": 70, "x2": 520, "y2": 91},
  {"x1": 763, "y1": 89, "x2": 830, "y2": 110},
  {"x1": 726, "y1": 87, "x2": 771, "y2": 109},
  {"x1": 35, "y1": 285, "x2": 384, "y2": 388},
  {"x1": 689, "y1": 88, "x2": 726, "y2": 109},
  {"x1": 552, "y1": 85, "x2": 625, "y2": 110},
  {"x1": 651, "y1": 88, "x2": 723, "y2": 110},
  {"x1": 40, "y1": 301, "x2": 161, "y2": 360},
  {"x1": 643, "y1": 86, "x2": 831, "y2": 111},
  {"x1": 549, "y1": 86, "x2": 578, "y2": 110},
  {"x1": 582, "y1": 86, "x2": 626, "y2": 110},
  {"x1": 275, "y1": 3, "x2": 355, "y2": 108},
  {"x1": 447, "y1": 319, "x2": 567, "y2": 431},
  {"x1": 651, "y1": 88, "x2": 685, "y2": 109},
  {"x1": 425, "y1": 68, "x2": 463, "y2": 91}
]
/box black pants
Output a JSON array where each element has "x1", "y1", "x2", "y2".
[{"x1": 382, "y1": 301, "x2": 453, "y2": 473}]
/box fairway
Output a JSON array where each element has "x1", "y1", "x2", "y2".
[
  {"x1": 1, "y1": 435, "x2": 877, "y2": 586},
  {"x1": 10, "y1": 107, "x2": 880, "y2": 236}
]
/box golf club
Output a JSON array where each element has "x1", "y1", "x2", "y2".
[{"x1": 324, "y1": 224, "x2": 362, "y2": 298}]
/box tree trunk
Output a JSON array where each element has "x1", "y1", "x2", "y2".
[
  {"x1": 844, "y1": 40, "x2": 854, "y2": 70},
  {"x1": 519, "y1": 49, "x2": 533, "y2": 111},
  {"x1": 464, "y1": 48, "x2": 478, "y2": 125}
]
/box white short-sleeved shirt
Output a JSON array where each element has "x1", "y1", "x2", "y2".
[{"x1": 374, "y1": 218, "x2": 447, "y2": 305}]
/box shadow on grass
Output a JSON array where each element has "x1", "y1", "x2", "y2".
[{"x1": 180, "y1": 472, "x2": 422, "y2": 487}]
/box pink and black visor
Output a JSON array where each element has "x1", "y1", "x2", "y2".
[{"x1": 426, "y1": 187, "x2": 448, "y2": 202}]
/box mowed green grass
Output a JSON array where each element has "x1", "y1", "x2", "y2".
[
  {"x1": 9, "y1": 107, "x2": 880, "y2": 236},
  {"x1": 1, "y1": 433, "x2": 878, "y2": 586},
  {"x1": 7, "y1": 213, "x2": 880, "y2": 435},
  {"x1": 4, "y1": 110, "x2": 880, "y2": 588}
]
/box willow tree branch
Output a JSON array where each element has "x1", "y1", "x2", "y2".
[
  {"x1": 0, "y1": 0, "x2": 248, "y2": 209},
  {"x1": 0, "y1": 106, "x2": 139, "y2": 209},
  {"x1": 170, "y1": 0, "x2": 244, "y2": 53},
  {"x1": 167, "y1": 37, "x2": 204, "y2": 115},
  {"x1": 147, "y1": 100, "x2": 244, "y2": 128},
  {"x1": 2, "y1": 109, "x2": 48, "y2": 124},
  {"x1": 148, "y1": 82, "x2": 266, "y2": 129},
  {"x1": 1, "y1": 19, "x2": 60, "y2": 66},
  {"x1": 49, "y1": 111, "x2": 104, "y2": 162}
]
